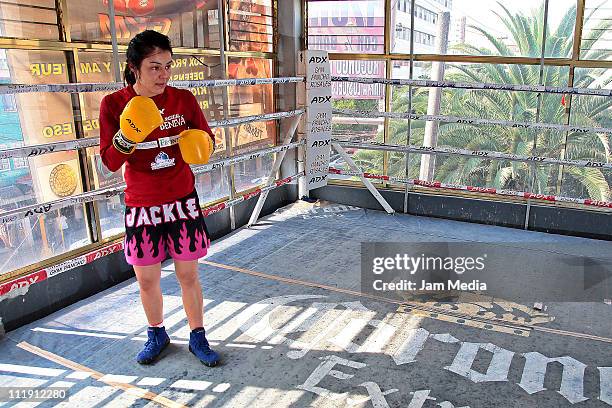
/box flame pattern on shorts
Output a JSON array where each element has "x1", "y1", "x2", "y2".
[{"x1": 123, "y1": 190, "x2": 210, "y2": 266}]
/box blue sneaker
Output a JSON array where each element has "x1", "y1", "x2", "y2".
[
  {"x1": 189, "y1": 328, "x2": 220, "y2": 367},
  {"x1": 137, "y1": 327, "x2": 170, "y2": 365}
]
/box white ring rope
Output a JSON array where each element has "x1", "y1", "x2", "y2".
[
  {"x1": 171, "y1": 77, "x2": 304, "y2": 89},
  {"x1": 0, "y1": 142, "x2": 303, "y2": 224},
  {"x1": 0, "y1": 172, "x2": 305, "y2": 299},
  {"x1": 209, "y1": 109, "x2": 304, "y2": 128},
  {"x1": 0, "y1": 110, "x2": 305, "y2": 159},
  {"x1": 0, "y1": 77, "x2": 305, "y2": 95},
  {"x1": 2, "y1": 71, "x2": 609, "y2": 224},
  {"x1": 332, "y1": 76, "x2": 612, "y2": 97},
  {"x1": 334, "y1": 108, "x2": 612, "y2": 135},
  {"x1": 336, "y1": 140, "x2": 612, "y2": 170},
  {"x1": 2, "y1": 75, "x2": 606, "y2": 97},
  {"x1": 0, "y1": 137, "x2": 100, "y2": 160},
  {"x1": 192, "y1": 140, "x2": 304, "y2": 174},
  {"x1": 329, "y1": 168, "x2": 612, "y2": 210},
  {"x1": 202, "y1": 173, "x2": 303, "y2": 216}
]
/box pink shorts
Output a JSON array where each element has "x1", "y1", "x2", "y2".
[{"x1": 123, "y1": 190, "x2": 210, "y2": 266}]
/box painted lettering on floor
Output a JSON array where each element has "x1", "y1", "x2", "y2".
[{"x1": 236, "y1": 295, "x2": 610, "y2": 406}]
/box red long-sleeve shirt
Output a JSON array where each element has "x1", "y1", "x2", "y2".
[{"x1": 99, "y1": 85, "x2": 214, "y2": 207}]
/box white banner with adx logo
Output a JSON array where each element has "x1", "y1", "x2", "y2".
[{"x1": 303, "y1": 50, "x2": 333, "y2": 190}]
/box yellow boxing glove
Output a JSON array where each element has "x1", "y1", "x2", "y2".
[
  {"x1": 112, "y1": 96, "x2": 163, "y2": 154},
  {"x1": 178, "y1": 129, "x2": 215, "y2": 164}
]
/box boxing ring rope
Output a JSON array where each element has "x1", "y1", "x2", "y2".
[
  {"x1": 1, "y1": 68, "x2": 611, "y2": 298},
  {"x1": 0, "y1": 137, "x2": 101, "y2": 160},
  {"x1": 328, "y1": 168, "x2": 612, "y2": 210},
  {"x1": 0, "y1": 73, "x2": 608, "y2": 232},
  {"x1": 326, "y1": 76, "x2": 611, "y2": 213},
  {"x1": 335, "y1": 140, "x2": 612, "y2": 170},
  {"x1": 333, "y1": 108, "x2": 612, "y2": 136},
  {"x1": 0, "y1": 139, "x2": 306, "y2": 225},
  {"x1": 1, "y1": 75, "x2": 609, "y2": 97},
  {"x1": 0, "y1": 77, "x2": 305, "y2": 95},
  {"x1": 331, "y1": 76, "x2": 612, "y2": 97},
  {"x1": 0, "y1": 72, "x2": 607, "y2": 219},
  {"x1": 0, "y1": 110, "x2": 304, "y2": 159}
]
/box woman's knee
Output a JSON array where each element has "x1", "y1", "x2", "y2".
[
  {"x1": 175, "y1": 269, "x2": 199, "y2": 286},
  {"x1": 134, "y1": 264, "x2": 161, "y2": 291},
  {"x1": 174, "y1": 261, "x2": 200, "y2": 286}
]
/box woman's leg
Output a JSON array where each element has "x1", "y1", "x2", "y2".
[
  {"x1": 133, "y1": 263, "x2": 164, "y2": 325},
  {"x1": 174, "y1": 259, "x2": 203, "y2": 330},
  {"x1": 175, "y1": 258, "x2": 219, "y2": 366}
]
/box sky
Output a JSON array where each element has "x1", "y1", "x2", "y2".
[{"x1": 453, "y1": 0, "x2": 576, "y2": 33}]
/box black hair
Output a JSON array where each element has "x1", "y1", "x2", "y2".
[{"x1": 123, "y1": 30, "x2": 173, "y2": 85}]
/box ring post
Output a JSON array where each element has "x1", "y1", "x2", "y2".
[{"x1": 300, "y1": 51, "x2": 333, "y2": 196}]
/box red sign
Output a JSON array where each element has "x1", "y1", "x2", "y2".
[
  {"x1": 85, "y1": 242, "x2": 124, "y2": 263},
  {"x1": 0, "y1": 270, "x2": 47, "y2": 296}
]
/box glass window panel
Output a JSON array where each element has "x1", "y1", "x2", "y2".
[
  {"x1": 76, "y1": 51, "x2": 114, "y2": 140},
  {"x1": 0, "y1": 2, "x2": 59, "y2": 40},
  {"x1": 389, "y1": 60, "x2": 569, "y2": 192},
  {"x1": 1, "y1": 49, "x2": 75, "y2": 146},
  {"x1": 226, "y1": 56, "x2": 275, "y2": 192},
  {"x1": 66, "y1": 0, "x2": 220, "y2": 48},
  {"x1": 0, "y1": 151, "x2": 89, "y2": 276},
  {"x1": 580, "y1": 0, "x2": 612, "y2": 61},
  {"x1": 544, "y1": 0, "x2": 575, "y2": 58},
  {"x1": 76, "y1": 51, "x2": 124, "y2": 240},
  {"x1": 0, "y1": 49, "x2": 86, "y2": 253},
  {"x1": 196, "y1": 167, "x2": 230, "y2": 204},
  {"x1": 227, "y1": 57, "x2": 275, "y2": 153},
  {"x1": 453, "y1": 1, "x2": 544, "y2": 57},
  {"x1": 560, "y1": 67, "x2": 612, "y2": 201},
  {"x1": 308, "y1": 0, "x2": 385, "y2": 54},
  {"x1": 391, "y1": 0, "x2": 546, "y2": 57},
  {"x1": 234, "y1": 151, "x2": 274, "y2": 193},
  {"x1": 171, "y1": 54, "x2": 225, "y2": 154},
  {"x1": 0, "y1": 49, "x2": 89, "y2": 264},
  {"x1": 332, "y1": 60, "x2": 385, "y2": 177},
  {"x1": 228, "y1": 0, "x2": 274, "y2": 52}
]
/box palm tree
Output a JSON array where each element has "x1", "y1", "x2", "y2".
[{"x1": 366, "y1": 3, "x2": 612, "y2": 200}]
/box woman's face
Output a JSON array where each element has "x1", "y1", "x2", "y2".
[{"x1": 133, "y1": 48, "x2": 172, "y2": 97}]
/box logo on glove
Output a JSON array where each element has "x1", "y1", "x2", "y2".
[{"x1": 126, "y1": 118, "x2": 142, "y2": 133}]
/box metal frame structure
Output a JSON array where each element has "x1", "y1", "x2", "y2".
[
  {"x1": 303, "y1": 0, "x2": 611, "y2": 217},
  {"x1": 1, "y1": 0, "x2": 609, "y2": 279},
  {"x1": 0, "y1": 1, "x2": 280, "y2": 280}
]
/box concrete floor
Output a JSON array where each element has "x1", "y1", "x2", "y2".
[{"x1": 0, "y1": 200, "x2": 610, "y2": 407}]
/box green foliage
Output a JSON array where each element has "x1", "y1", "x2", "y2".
[{"x1": 353, "y1": 3, "x2": 611, "y2": 200}]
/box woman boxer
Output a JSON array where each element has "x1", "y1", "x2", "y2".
[{"x1": 99, "y1": 30, "x2": 219, "y2": 367}]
